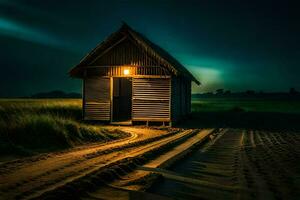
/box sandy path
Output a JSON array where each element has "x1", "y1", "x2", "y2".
[
  {"x1": 148, "y1": 129, "x2": 300, "y2": 200},
  {"x1": 108, "y1": 129, "x2": 214, "y2": 191},
  {"x1": 241, "y1": 130, "x2": 300, "y2": 199},
  {"x1": 2, "y1": 128, "x2": 298, "y2": 200},
  {"x1": 26, "y1": 129, "x2": 194, "y2": 199},
  {"x1": 0, "y1": 127, "x2": 173, "y2": 199}
]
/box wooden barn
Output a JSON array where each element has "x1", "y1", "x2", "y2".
[{"x1": 69, "y1": 23, "x2": 200, "y2": 126}]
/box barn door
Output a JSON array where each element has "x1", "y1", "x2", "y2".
[
  {"x1": 112, "y1": 77, "x2": 132, "y2": 122},
  {"x1": 132, "y1": 78, "x2": 170, "y2": 121},
  {"x1": 84, "y1": 77, "x2": 110, "y2": 120}
]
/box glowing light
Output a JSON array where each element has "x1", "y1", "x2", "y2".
[{"x1": 123, "y1": 69, "x2": 130, "y2": 75}]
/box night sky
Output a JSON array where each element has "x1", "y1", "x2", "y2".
[{"x1": 0, "y1": 0, "x2": 299, "y2": 97}]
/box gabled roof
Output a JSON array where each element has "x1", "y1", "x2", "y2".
[{"x1": 69, "y1": 23, "x2": 200, "y2": 85}]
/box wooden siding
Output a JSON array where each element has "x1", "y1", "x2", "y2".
[
  {"x1": 171, "y1": 77, "x2": 191, "y2": 122},
  {"x1": 84, "y1": 77, "x2": 110, "y2": 120},
  {"x1": 70, "y1": 24, "x2": 200, "y2": 85},
  {"x1": 181, "y1": 80, "x2": 187, "y2": 115},
  {"x1": 132, "y1": 78, "x2": 170, "y2": 121},
  {"x1": 171, "y1": 77, "x2": 180, "y2": 122},
  {"x1": 187, "y1": 80, "x2": 191, "y2": 114},
  {"x1": 85, "y1": 65, "x2": 169, "y2": 77},
  {"x1": 91, "y1": 37, "x2": 166, "y2": 68}
]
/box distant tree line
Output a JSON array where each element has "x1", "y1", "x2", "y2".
[
  {"x1": 193, "y1": 88, "x2": 300, "y2": 99},
  {"x1": 31, "y1": 90, "x2": 81, "y2": 98}
]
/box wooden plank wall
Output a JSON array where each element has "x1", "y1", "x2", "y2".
[
  {"x1": 84, "y1": 77, "x2": 110, "y2": 120},
  {"x1": 171, "y1": 77, "x2": 191, "y2": 122},
  {"x1": 132, "y1": 78, "x2": 170, "y2": 121},
  {"x1": 85, "y1": 37, "x2": 170, "y2": 77},
  {"x1": 171, "y1": 77, "x2": 180, "y2": 122},
  {"x1": 86, "y1": 65, "x2": 169, "y2": 77},
  {"x1": 186, "y1": 80, "x2": 192, "y2": 115},
  {"x1": 92, "y1": 38, "x2": 160, "y2": 67}
]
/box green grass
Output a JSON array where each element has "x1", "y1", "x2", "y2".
[
  {"x1": 0, "y1": 99, "x2": 82, "y2": 120},
  {"x1": 0, "y1": 99, "x2": 128, "y2": 157},
  {"x1": 1, "y1": 97, "x2": 299, "y2": 158},
  {"x1": 192, "y1": 97, "x2": 300, "y2": 113}
]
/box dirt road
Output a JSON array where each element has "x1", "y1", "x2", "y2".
[
  {"x1": 1, "y1": 128, "x2": 298, "y2": 200},
  {"x1": 0, "y1": 127, "x2": 171, "y2": 199},
  {"x1": 0, "y1": 127, "x2": 203, "y2": 199},
  {"x1": 148, "y1": 129, "x2": 300, "y2": 200}
]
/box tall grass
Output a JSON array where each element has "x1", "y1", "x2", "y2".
[
  {"x1": 0, "y1": 99, "x2": 82, "y2": 120},
  {"x1": 0, "y1": 99, "x2": 128, "y2": 156}
]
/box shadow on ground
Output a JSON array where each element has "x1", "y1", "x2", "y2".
[{"x1": 176, "y1": 111, "x2": 300, "y2": 131}]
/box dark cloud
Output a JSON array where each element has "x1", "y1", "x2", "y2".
[{"x1": 0, "y1": 0, "x2": 299, "y2": 96}]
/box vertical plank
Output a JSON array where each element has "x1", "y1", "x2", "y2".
[
  {"x1": 169, "y1": 76, "x2": 172, "y2": 123},
  {"x1": 110, "y1": 77, "x2": 113, "y2": 122},
  {"x1": 82, "y1": 79, "x2": 85, "y2": 119}
]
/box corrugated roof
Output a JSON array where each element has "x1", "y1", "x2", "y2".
[{"x1": 69, "y1": 23, "x2": 200, "y2": 85}]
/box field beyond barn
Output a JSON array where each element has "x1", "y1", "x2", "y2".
[
  {"x1": 187, "y1": 97, "x2": 300, "y2": 130},
  {"x1": 192, "y1": 97, "x2": 300, "y2": 113}
]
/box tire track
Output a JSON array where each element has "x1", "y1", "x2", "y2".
[
  {"x1": 148, "y1": 129, "x2": 300, "y2": 200},
  {"x1": 30, "y1": 129, "x2": 203, "y2": 200},
  {"x1": 0, "y1": 129, "x2": 198, "y2": 200},
  {"x1": 0, "y1": 128, "x2": 179, "y2": 199}
]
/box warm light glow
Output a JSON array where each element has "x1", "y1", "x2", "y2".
[{"x1": 123, "y1": 69, "x2": 130, "y2": 75}]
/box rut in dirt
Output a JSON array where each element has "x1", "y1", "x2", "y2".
[
  {"x1": 148, "y1": 129, "x2": 300, "y2": 200},
  {"x1": 0, "y1": 128, "x2": 197, "y2": 199}
]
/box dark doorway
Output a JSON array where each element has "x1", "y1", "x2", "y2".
[{"x1": 113, "y1": 78, "x2": 132, "y2": 122}]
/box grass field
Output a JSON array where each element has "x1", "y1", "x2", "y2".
[
  {"x1": 192, "y1": 97, "x2": 300, "y2": 113},
  {"x1": 0, "y1": 99, "x2": 128, "y2": 157},
  {"x1": 1, "y1": 98, "x2": 299, "y2": 157},
  {"x1": 189, "y1": 97, "x2": 300, "y2": 130}
]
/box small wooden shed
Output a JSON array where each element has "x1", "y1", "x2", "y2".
[{"x1": 69, "y1": 23, "x2": 200, "y2": 126}]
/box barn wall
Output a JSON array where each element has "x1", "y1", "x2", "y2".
[
  {"x1": 81, "y1": 36, "x2": 192, "y2": 123},
  {"x1": 84, "y1": 37, "x2": 171, "y2": 77},
  {"x1": 181, "y1": 79, "x2": 186, "y2": 116},
  {"x1": 84, "y1": 77, "x2": 110, "y2": 120},
  {"x1": 132, "y1": 78, "x2": 170, "y2": 121},
  {"x1": 86, "y1": 65, "x2": 169, "y2": 77},
  {"x1": 181, "y1": 79, "x2": 191, "y2": 116},
  {"x1": 187, "y1": 80, "x2": 192, "y2": 114},
  {"x1": 171, "y1": 77, "x2": 180, "y2": 122},
  {"x1": 171, "y1": 77, "x2": 191, "y2": 122},
  {"x1": 90, "y1": 38, "x2": 166, "y2": 68}
]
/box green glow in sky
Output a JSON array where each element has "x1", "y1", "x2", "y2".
[
  {"x1": 0, "y1": 17, "x2": 64, "y2": 48},
  {"x1": 189, "y1": 66, "x2": 223, "y2": 93},
  {"x1": 179, "y1": 55, "x2": 235, "y2": 93}
]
